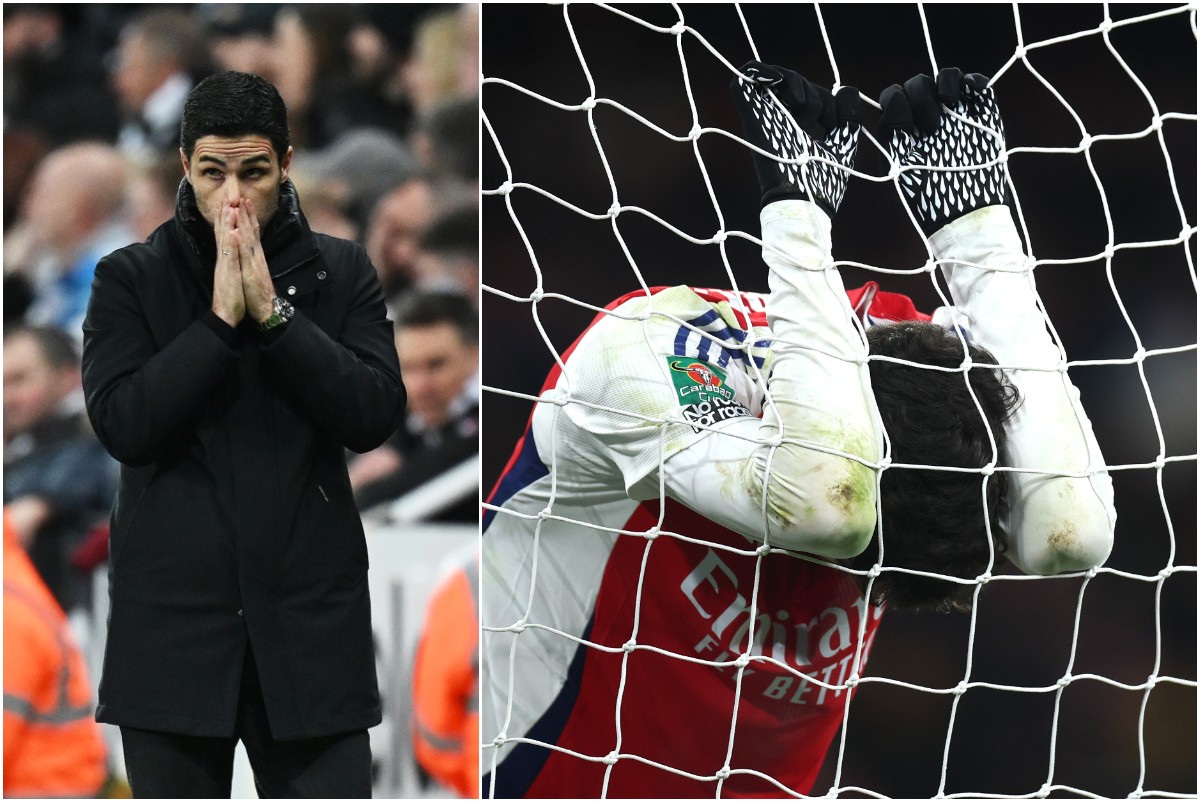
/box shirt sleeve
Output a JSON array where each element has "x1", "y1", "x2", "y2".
[
  {"x1": 929, "y1": 205, "x2": 1116, "y2": 574},
  {"x1": 553, "y1": 200, "x2": 882, "y2": 558}
]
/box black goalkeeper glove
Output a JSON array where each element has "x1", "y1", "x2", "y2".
[
  {"x1": 730, "y1": 61, "x2": 861, "y2": 217},
  {"x1": 880, "y1": 67, "x2": 1008, "y2": 236}
]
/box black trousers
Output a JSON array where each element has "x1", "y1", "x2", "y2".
[{"x1": 120, "y1": 648, "x2": 372, "y2": 799}]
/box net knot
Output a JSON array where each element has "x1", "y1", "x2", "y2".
[
  {"x1": 622, "y1": 639, "x2": 637, "y2": 652},
  {"x1": 1057, "y1": 674, "x2": 1073, "y2": 688},
  {"x1": 498, "y1": 180, "x2": 514, "y2": 195},
  {"x1": 644, "y1": 527, "x2": 660, "y2": 541},
  {"x1": 581, "y1": 96, "x2": 597, "y2": 111},
  {"x1": 603, "y1": 751, "x2": 619, "y2": 766},
  {"x1": 669, "y1": 21, "x2": 686, "y2": 36},
  {"x1": 734, "y1": 653, "x2": 751, "y2": 668},
  {"x1": 952, "y1": 680, "x2": 969, "y2": 696}
]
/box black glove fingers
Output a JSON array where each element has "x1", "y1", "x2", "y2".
[
  {"x1": 777, "y1": 71, "x2": 825, "y2": 138},
  {"x1": 878, "y1": 84, "x2": 914, "y2": 137},
  {"x1": 936, "y1": 67, "x2": 965, "y2": 107},
  {"x1": 964, "y1": 72, "x2": 991, "y2": 93},
  {"x1": 903, "y1": 73, "x2": 942, "y2": 135},
  {"x1": 816, "y1": 82, "x2": 838, "y2": 138},
  {"x1": 833, "y1": 86, "x2": 861, "y2": 131}
]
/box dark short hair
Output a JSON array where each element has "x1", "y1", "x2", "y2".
[
  {"x1": 418, "y1": 203, "x2": 477, "y2": 260},
  {"x1": 847, "y1": 321, "x2": 1021, "y2": 613},
  {"x1": 179, "y1": 71, "x2": 290, "y2": 161},
  {"x1": 417, "y1": 97, "x2": 479, "y2": 183},
  {"x1": 393, "y1": 290, "x2": 477, "y2": 344},
  {"x1": 3, "y1": 324, "x2": 80, "y2": 369}
]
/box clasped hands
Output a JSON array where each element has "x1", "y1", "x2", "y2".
[{"x1": 212, "y1": 197, "x2": 277, "y2": 328}]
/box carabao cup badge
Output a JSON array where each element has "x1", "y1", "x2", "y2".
[{"x1": 665, "y1": 356, "x2": 750, "y2": 432}]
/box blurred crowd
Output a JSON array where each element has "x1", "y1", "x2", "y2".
[{"x1": 4, "y1": 3, "x2": 479, "y2": 797}]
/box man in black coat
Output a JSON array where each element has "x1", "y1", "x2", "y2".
[{"x1": 81, "y1": 71, "x2": 405, "y2": 798}]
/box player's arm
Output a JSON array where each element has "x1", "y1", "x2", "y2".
[
  {"x1": 880, "y1": 69, "x2": 1115, "y2": 575},
  {"x1": 659, "y1": 64, "x2": 881, "y2": 558}
]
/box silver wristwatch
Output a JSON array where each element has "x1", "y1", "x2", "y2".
[{"x1": 257, "y1": 296, "x2": 295, "y2": 331}]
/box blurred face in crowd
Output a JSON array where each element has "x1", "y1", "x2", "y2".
[
  {"x1": 112, "y1": 31, "x2": 174, "y2": 113},
  {"x1": 395, "y1": 322, "x2": 477, "y2": 428},
  {"x1": 2, "y1": 333, "x2": 78, "y2": 442},
  {"x1": 181, "y1": 135, "x2": 293, "y2": 229},
  {"x1": 20, "y1": 143, "x2": 128, "y2": 259},
  {"x1": 366, "y1": 181, "x2": 434, "y2": 291}
]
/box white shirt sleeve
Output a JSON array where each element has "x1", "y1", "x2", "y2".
[
  {"x1": 929, "y1": 206, "x2": 1116, "y2": 574},
  {"x1": 555, "y1": 200, "x2": 882, "y2": 558}
]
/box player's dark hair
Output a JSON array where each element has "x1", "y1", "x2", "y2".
[
  {"x1": 179, "y1": 72, "x2": 290, "y2": 161},
  {"x1": 393, "y1": 290, "x2": 478, "y2": 345},
  {"x1": 849, "y1": 321, "x2": 1020, "y2": 613}
]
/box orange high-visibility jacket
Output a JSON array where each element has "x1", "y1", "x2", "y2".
[
  {"x1": 412, "y1": 554, "x2": 479, "y2": 798},
  {"x1": 3, "y1": 510, "x2": 107, "y2": 798}
]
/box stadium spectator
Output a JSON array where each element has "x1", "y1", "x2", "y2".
[
  {"x1": 126, "y1": 153, "x2": 184, "y2": 243},
  {"x1": 3, "y1": 510, "x2": 108, "y2": 799},
  {"x1": 202, "y1": 3, "x2": 280, "y2": 76},
  {"x1": 3, "y1": 325, "x2": 118, "y2": 616},
  {"x1": 297, "y1": 127, "x2": 420, "y2": 240},
  {"x1": 351, "y1": 291, "x2": 478, "y2": 522},
  {"x1": 81, "y1": 70, "x2": 403, "y2": 798},
  {"x1": 270, "y1": 5, "x2": 410, "y2": 150},
  {"x1": 3, "y1": 4, "x2": 120, "y2": 147},
  {"x1": 111, "y1": 8, "x2": 210, "y2": 164},
  {"x1": 411, "y1": 549, "x2": 480, "y2": 798},
  {"x1": 412, "y1": 96, "x2": 479, "y2": 186},
  {"x1": 480, "y1": 64, "x2": 1115, "y2": 796},
  {"x1": 6, "y1": 142, "x2": 134, "y2": 338},
  {"x1": 412, "y1": 203, "x2": 479, "y2": 300},
  {"x1": 402, "y1": 8, "x2": 477, "y2": 117},
  {"x1": 365, "y1": 175, "x2": 475, "y2": 307}
]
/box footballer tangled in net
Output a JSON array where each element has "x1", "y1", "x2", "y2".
[{"x1": 481, "y1": 60, "x2": 1116, "y2": 798}]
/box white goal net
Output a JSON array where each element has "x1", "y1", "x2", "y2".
[{"x1": 481, "y1": 3, "x2": 1197, "y2": 798}]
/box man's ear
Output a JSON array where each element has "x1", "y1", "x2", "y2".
[
  {"x1": 179, "y1": 148, "x2": 192, "y2": 184},
  {"x1": 279, "y1": 146, "x2": 294, "y2": 183}
]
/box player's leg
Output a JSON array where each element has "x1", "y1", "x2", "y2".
[{"x1": 119, "y1": 726, "x2": 236, "y2": 798}]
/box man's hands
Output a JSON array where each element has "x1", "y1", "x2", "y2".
[
  {"x1": 211, "y1": 198, "x2": 277, "y2": 327},
  {"x1": 880, "y1": 68, "x2": 1008, "y2": 235},
  {"x1": 730, "y1": 62, "x2": 861, "y2": 216}
]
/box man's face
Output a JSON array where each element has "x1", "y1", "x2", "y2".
[
  {"x1": 366, "y1": 181, "x2": 433, "y2": 290},
  {"x1": 111, "y1": 32, "x2": 170, "y2": 113},
  {"x1": 2, "y1": 334, "x2": 77, "y2": 442},
  {"x1": 395, "y1": 321, "x2": 477, "y2": 428},
  {"x1": 181, "y1": 135, "x2": 293, "y2": 229}
]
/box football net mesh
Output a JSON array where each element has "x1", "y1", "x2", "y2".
[{"x1": 481, "y1": 3, "x2": 1197, "y2": 798}]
